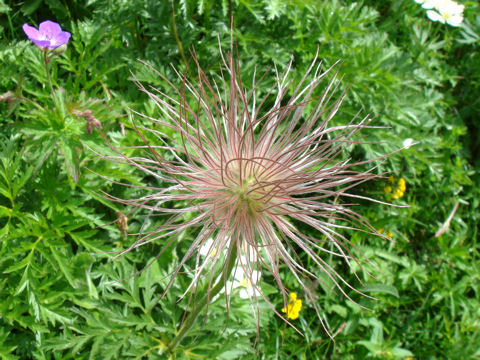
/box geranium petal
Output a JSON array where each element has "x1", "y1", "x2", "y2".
[
  {"x1": 49, "y1": 31, "x2": 71, "y2": 48},
  {"x1": 31, "y1": 39, "x2": 51, "y2": 48},
  {"x1": 22, "y1": 24, "x2": 40, "y2": 41},
  {"x1": 39, "y1": 20, "x2": 62, "y2": 37}
]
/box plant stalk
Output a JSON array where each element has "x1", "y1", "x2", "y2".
[
  {"x1": 43, "y1": 51, "x2": 54, "y2": 96},
  {"x1": 170, "y1": 0, "x2": 187, "y2": 67},
  {"x1": 167, "y1": 237, "x2": 238, "y2": 352}
]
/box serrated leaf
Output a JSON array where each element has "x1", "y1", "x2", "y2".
[
  {"x1": 0, "y1": 223, "x2": 9, "y2": 238},
  {"x1": 3, "y1": 252, "x2": 33, "y2": 273},
  {"x1": 0, "y1": 183, "x2": 10, "y2": 200},
  {"x1": 45, "y1": 332, "x2": 91, "y2": 352},
  {"x1": 50, "y1": 246, "x2": 77, "y2": 288},
  {"x1": 40, "y1": 305, "x2": 73, "y2": 326},
  {"x1": 15, "y1": 269, "x2": 30, "y2": 295},
  {"x1": 86, "y1": 269, "x2": 99, "y2": 299},
  {"x1": 12, "y1": 165, "x2": 34, "y2": 199},
  {"x1": 0, "y1": 348, "x2": 19, "y2": 360},
  {"x1": 72, "y1": 298, "x2": 98, "y2": 310},
  {"x1": 59, "y1": 138, "x2": 80, "y2": 183},
  {"x1": 69, "y1": 232, "x2": 105, "y2": 252},
  {"x1": 52, "y1": 88, "x2": 68, "y2": 122}
]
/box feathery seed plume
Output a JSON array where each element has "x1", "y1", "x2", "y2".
[{"x1": 103, "y1": 45, "x2": 391, "y2": 337}]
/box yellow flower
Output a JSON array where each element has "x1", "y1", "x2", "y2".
[
  {"x1": 378, "y1": 228, "x2": 393, "y2": 239},
  {"x1": 281, "y1": 292, "x2": 302, "y2": 320},
  {"x1": 386, "y1": 176, "x2": 406, "y2": 199},
  {"x1": 391, "y1": 189, "x2": 403, "y2": 199}
]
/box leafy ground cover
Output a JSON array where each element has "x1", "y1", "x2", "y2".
[{"x1": 0, "y1": 0, "x2": 479, "y2": 358}]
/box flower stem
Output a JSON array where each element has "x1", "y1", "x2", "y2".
[
  {"x1": 167, "y1": 238, "x2": 238, "y2": 352},
  {"x1": 170, "y1": 0, "x2": 187, "y2": 67},
  {"x1": 43, "y1": 51, "x2": 54, "y2": 96},
  {"x1": 19, "y1": 96, "x2": 45, "y2": 111}
]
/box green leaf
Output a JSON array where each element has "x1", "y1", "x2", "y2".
[
  {"x1": 330, "y1": 304, "x2": 347, "y2": 318},
  {"x1": 86, "y1": 269, "x2": 99, "y2": 300},
  {"x1": 59, "y1": 138, "x2": 81, "y2": 183},
  {"x1": 52, "y1": 88, "x2": 68, "y2": 123},
  {"x1": 40, "y1": 305, "x2": 73, "y2": 326},
  {"x1": 3, "y1": 252, "x2": 33, "y2": 273},
  {"x1": 12, "y1": 165, "x2": 34, "y2": 199},
  {"x1": 359, "y1": 283, "x2": 399, "y2": 298},
  {"x1": 0, "y1": 205, "x2": 12, "y2": 218},
  {"x1": 50, "y1": 246, "x2": 77, "y2": 288},
  {"x1": 0, "y1": 184, "x2": 10, "y2": 200},
  {"x1": 391, "y1": 346, "x2": 414, "y2": 358},
  {"x1": 20, "y1": 0, "x2": 41, "y2": 15},
  {"x1": 15, "y1": 267, "x2": 30, "y2": 295},
  {"x1": 0, "y1": 328, "x2": 18, "y2": 360},
  {"x1": 0, "y1": 223, "x2": 9, "y2": 238}
]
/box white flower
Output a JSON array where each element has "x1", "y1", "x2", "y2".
[
  {"x1": 228, "y1": 265, "x2": 262, "y2": 299},
  {"x1": 240, "y1": 242, "x2": 258, "y2": 263},
  {"x1": 199, "y1": 238, "x2": 257, "y2": 261},
  {"x1": 426, "y1": 10, "x2": 463, "y2": 27},
  {"x1": 199, "y1": 239, "x2": 261, "y2": 299},
  {"x1": 415, "y1": 0, "x2": 439, "y2": 9},
  {"x1": 422, "y1": 0, "x2": 465, "y2": 27},
  {"x1": 199, "y1": 237, "x2": 218, "y2": 258},
  {"x1": 403, "y1": 138, "x2": 415, "y2": 149}
]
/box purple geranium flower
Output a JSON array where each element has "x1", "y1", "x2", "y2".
[{"x1": 22, "y1": 20, "x2": 71, "y2": 49}]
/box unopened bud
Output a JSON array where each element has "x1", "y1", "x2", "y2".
[
  {"x1": 116, "y1": 212, "x2": 129, "y2": 232},
  {"x1": 52, "y1": 44, "x2": 68, "y2": 55},
  {"x1": 85, "y1": 122, "x2": 93, "y2": 135},
  {"x1": 90, "y1": 117, "x2": 102, "y2": 129},
  {"x1": 74, "y1": 109, "x2": 102, "y2": 134},
  {"x1": 0, "y1": 91, "x2": 15, "y2": 103}
]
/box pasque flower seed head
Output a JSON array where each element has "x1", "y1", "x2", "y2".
[{"x1": 105, "y1": 46, "x2": 391, "y2": 336}]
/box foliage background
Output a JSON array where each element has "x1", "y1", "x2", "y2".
[{"x1": 0, "y1": 0, "x2": 479, "y2": 358}]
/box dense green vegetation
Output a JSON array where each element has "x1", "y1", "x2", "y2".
[{"x1": 0, "y1": 0, "x2": 479, "y2": 358}]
